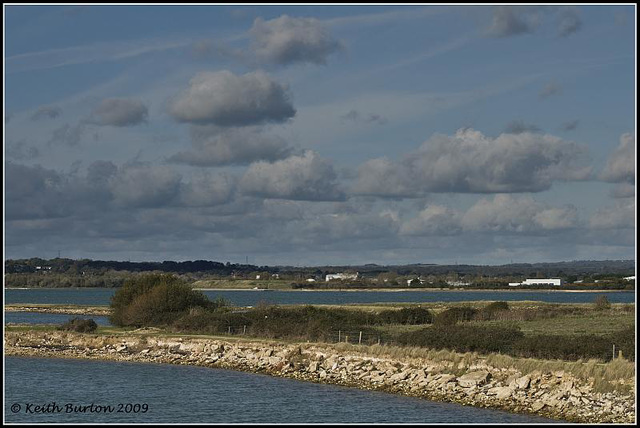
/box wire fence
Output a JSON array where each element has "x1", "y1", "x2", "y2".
[{"x1": 215, "y1": 325, "x2": 395, "y2": 346}]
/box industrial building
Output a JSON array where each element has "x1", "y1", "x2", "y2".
[
  {"x1": 325, "y1": 273, "x2": 358, "y2": 282},
  {"x1": 508, "y1": 278, "x2": 563, "y2": 287}
]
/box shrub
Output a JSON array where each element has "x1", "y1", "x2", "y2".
[
  {"x1": 378, "y1": 307, "x2": 433, "y2": 325},
  {"x1": 610, "y1": 326, "x2": 635, "y2": 361},
  {"x1": 474, "y1": 301, "x2": 510, "y2": 321},
  {"x1": 397, "y1": 324, "x2": 524, "y2": 354},
  {"x1": 172, "y1": 304, "x2": 383, "y2": 341},
  {"x1": 109, "y1": 274, "x2": 214, "y2": 327},
  {"x1": 593, "y1": 295, "x2": 611, "y2": 311},
  {"x1": 512, "y1": 334, "x2": 613, "y2": 361},
  {"x1": 59, "y1": 317, "x2": 98, "y2": 333},
  {"x1": 485, "y1": 301, "x2": 510, "y2": 312},
  {"x1": 434, "y1": 306, "x2": 478, "y2": 326}
]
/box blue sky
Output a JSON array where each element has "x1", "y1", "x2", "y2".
[{"x1": 4, "y1": 4, "x2": 636, "y2": 266}]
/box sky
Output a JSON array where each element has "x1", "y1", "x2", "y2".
[{"x1": 3, "y1": 4, "x2": 637, "y2": 266}]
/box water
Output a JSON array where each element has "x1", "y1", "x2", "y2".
[
  {"x1": 5, "y1": 287, "x2": 635, "y2": 307},
  {"x1": 5, "y1": 356, "x2": 558, "y2": 423},
  {"x1": 4, "y1": 312, "x2": 110, "y2": 326}
]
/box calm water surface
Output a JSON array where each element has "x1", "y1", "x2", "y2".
[
  {"x1": 5, "y1": 357, "x2": 559, "y2": 423},
  {"x1": 4, "y1": 311, "x2": 110, "y2": 326},
  {"x1": 5, "y1": 288, "x2": 635, "y2": 307}
]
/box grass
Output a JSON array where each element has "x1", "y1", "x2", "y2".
[{"x1": 470, "y1": 311, "x2": 635, "y2": 336}]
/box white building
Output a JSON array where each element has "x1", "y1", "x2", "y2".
[
  {"x1": 623, "y1": 276, "x2": 635, "y2": 281},
  {"x1": 510, "y1": 278, "x2": 563, "y2": 286},
  {"x1": 447, "y1": 280, "x2": 471, "y2": 287},
  {"x1": 326, "y1": 273, "x2": 358, "y2": 282}
]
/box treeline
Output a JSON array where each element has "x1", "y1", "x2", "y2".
[
  {"x1": 5, "y1": 258, "x2": 273, "y2": 275},
  {"x1": 104, "y1": 274, "x2": 635, "y2": 363},
  {"x1": 7, "y1": 258, "x2": 634, "y2": 278}
]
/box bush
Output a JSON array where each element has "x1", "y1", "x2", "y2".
[
  {"x1": 474, "y1": 301, "x2": 510, "y2": 321},
  {"x1": 397, "y1": 324, "x2": 524, "y2": 354},
  {"x1": 434, "y1": 307, "x2": 478, "y2": 326},
  {"x1": 512, "y1": 334, "x2": 614, "y2": 361},
  {"x1": 378, "y1": 307, "x2": 433, "y2": 325},
  {"x1": 610, "y1": 326, "x2": 635, "y2": 361},
  {"x1": 59, "y1": 317, "x2": 98, "y2": 333},
  {"x1": 172, "y1": 304, "x2": 383, "y2": 341},
  {"x1": 484, "y1": 301, "x2": 510, "y2": 312},
  {"x1": 109, "y1": 274, "x2": 215, "y2": 327},
  {"x1": 593, "y1": 295, "x2": 611, "y2": 311}
]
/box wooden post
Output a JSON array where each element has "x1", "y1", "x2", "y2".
[
  {"x1": 338, "y1": 330, "x2": 341, "y2": 343},
  {"x1": 228, "y1": 326, "x2": 231, "y2": 335},
  {"x1": 377, "y1": 336, "x2": 381, "y2": 346},
  {"x1": 613, "y1": 344, "x2": 616, "y2": 360},
  {"x1": 359, "y1": 331, "x2": 362, "y2": 345},
  {"x1": 243, "y1": 325, "x2": 247, "y2": 335},
  {"x1": 345, "y1": 335, "x2": 348, "y2": 343}
]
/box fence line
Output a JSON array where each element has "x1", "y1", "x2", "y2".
[{"x1": 211, "y1": 325, "x2": 395, "y2": 346}]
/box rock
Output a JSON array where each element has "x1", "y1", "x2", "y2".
[
  {"x1": 489, "y1": 386, "x2": 514, "y2": 400},
  {"x1": 436, "y1": 374, "x2": 456, "y2": 385},
  {"x1": 515, "y1": 375, "x2": 531, "y2": 390},
  {"x1": 458, "y1": 371, "x2": 491, "y2": 388},
  {"x1": 308, "y1": 361, "x2": 319, "y2": 373},
  {"x1": 390, "y1": 371, "x2": 410, "y2": 382},
  {"x1": 531, "y1": 401, "x2": 545, "y2": 411}
]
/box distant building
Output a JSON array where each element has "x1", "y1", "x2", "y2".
[
  {"x1": 326, "y1": 272, "x2": 358, "y2": 282},
  {"x1": 407, "y1": 278, "x2": 425, "y2": 286},
  {"x1": 306, "y1": 278, "x2": 316, "y2": 282},
  {"x1": 446, "y1": 280, "x2": 471, "y2": 287},
  {"x1": 623, "y1": 276, "x2": 635, "y2": 281},
  {"x1": 509, "y1": 278, "x2": 563, "y2": 287}
]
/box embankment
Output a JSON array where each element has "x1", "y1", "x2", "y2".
[{"x1": 5, "y1": 330, "x2": 635, "y2": 423}]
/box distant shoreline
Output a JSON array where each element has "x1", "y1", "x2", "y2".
[
  {"x1": 193, "y1": 288, "x2": 633, "y2": 293},
  {"x1": 4, "y1": 286, "x2": 634, "y2": 293}
]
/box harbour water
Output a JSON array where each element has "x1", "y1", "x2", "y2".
[
  {"x1": 5, "y1": 287, "x2": 635, "y2": 307},
  {"x1": 5, "y1": 356, "x2": 558, "y2": 423},
  {"x1": 4, "y1": 311, "x2": 111, "y2": 326}
]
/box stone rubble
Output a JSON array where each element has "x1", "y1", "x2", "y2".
[{"x1": 4, "y1": 330, "x2": 635, "y2": 423}]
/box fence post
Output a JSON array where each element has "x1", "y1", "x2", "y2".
[
  {"x1": 359, "y1": 331, "x2": 362, "y2": 345},
  {"x1": 377, "y1": 336, "x2": 381, "y2": 346},
  {"x1": 345, "y1": 335, "x2": 348, "y2": 343},
  {"x1": 228, "y1": 326, "x2": 231, "y2": 335},
  {"x1": 338, "y1": 330, "x2": 341, "y2": 343},
  {"x1": 613, "y1": 344, "x2": 616, "y2": 360},
  {"x1": 243, "y1": 325, "x2": 246, "y2": 335}
]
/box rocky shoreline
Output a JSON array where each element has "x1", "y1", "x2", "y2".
[
  {"x1": 4, "y1": 305, "x2": 111, "y2": 316},
  {"x1": 5, "y1": 330, "x2": 635, "y2": 423}
]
